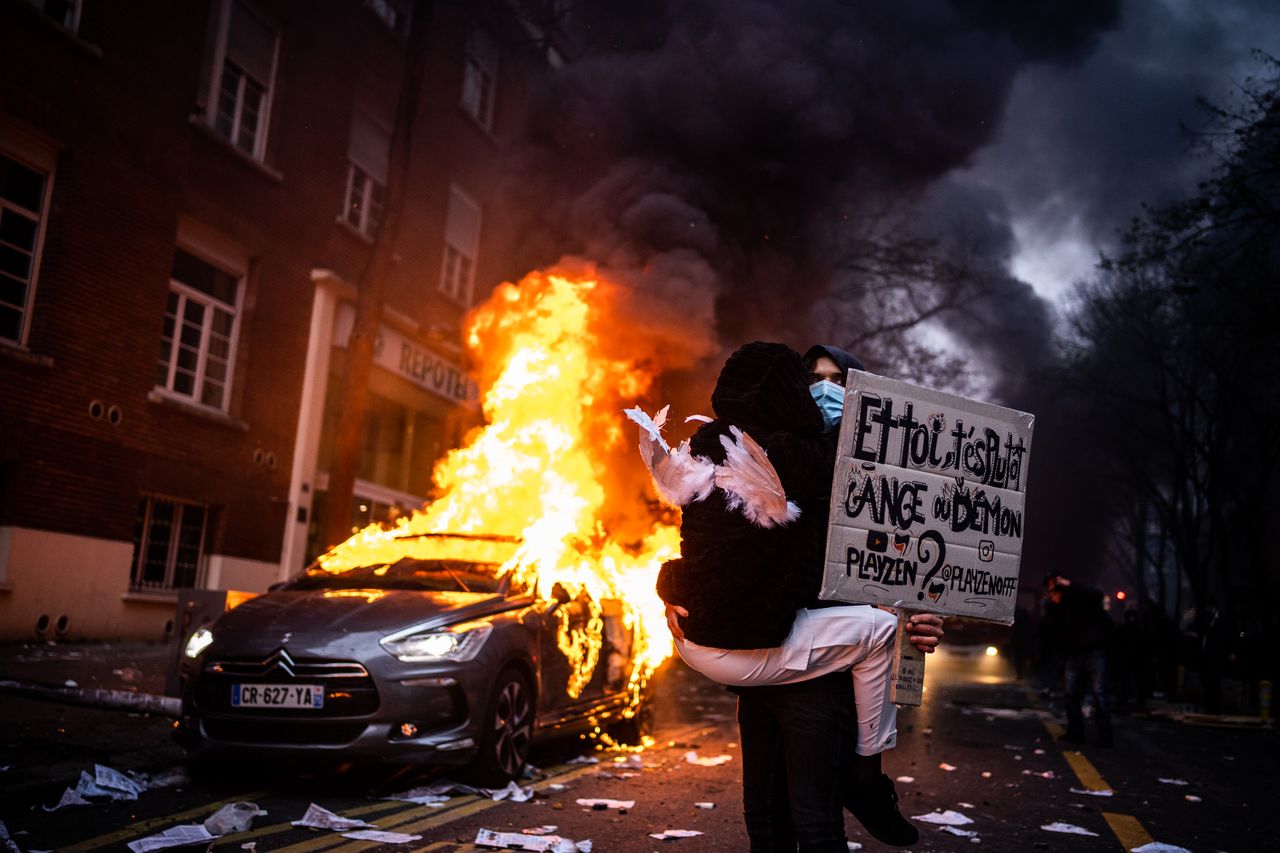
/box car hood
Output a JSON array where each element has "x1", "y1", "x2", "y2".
[{"x1": 214, "y1": 588, "x2": 518, "y2": 639}]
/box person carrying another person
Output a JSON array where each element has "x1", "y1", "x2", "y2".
[{"x1": 629, "y1": 341, "x2": 944, "y2": 851}]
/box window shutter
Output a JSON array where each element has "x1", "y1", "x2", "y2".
[
  {"x1": 227, "y1": 1, "x2": 276, "y2": 84},
  {"x1": 445, "y1": 187, "x2": 481, "y2": 257},
  {"x1": 349, "y1": 109, "x2": 391, "y2": 184}
]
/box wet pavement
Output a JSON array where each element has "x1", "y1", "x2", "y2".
[{"x1": 0, "y1": 640, "x2": 1273, "y2": 851}]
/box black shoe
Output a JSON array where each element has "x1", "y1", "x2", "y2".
[{"x1": 846, "y1": 773, "x2": 919, "y2": 847}]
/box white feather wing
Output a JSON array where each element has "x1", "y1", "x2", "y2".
[
  {"x1": 714, "y1": 427, "x2": 801, "y2": 528},
  {"x1": 624, "y1": 405, "x2": 714, "y2": 507}
]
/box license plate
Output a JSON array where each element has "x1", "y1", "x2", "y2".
[{"x1": 231, "y1": 683, "x2": 324, "y2": 709}]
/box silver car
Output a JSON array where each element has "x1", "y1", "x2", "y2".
[{"x1": 173, "y1": 534, "x2": 648, "y2": 782}]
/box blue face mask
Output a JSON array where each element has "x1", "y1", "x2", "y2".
[{"x1": 809, "y1": 380, "x2": 844, "y2": 432}]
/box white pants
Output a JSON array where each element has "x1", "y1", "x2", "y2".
[{"x1": 675, "y1": 606, "x2": 899, "y2": 755}]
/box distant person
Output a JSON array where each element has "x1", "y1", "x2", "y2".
[{"x1": 1043, "y1": 575, "x2": 1113, "y2": 746}]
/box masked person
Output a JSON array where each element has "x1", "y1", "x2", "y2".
[{"x1": 648, "y1": 342, "x2": 943, "y2": 851}]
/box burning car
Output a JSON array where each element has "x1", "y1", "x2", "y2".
[{"x1": 173, "y1": 533, "x2": 650, "y2": 782}]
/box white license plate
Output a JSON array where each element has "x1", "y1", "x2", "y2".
[{"x1": 231, "y1": 683, "x2": 324, "y2": 709}]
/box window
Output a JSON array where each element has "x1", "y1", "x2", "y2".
[
  {"x1": 439, "y1": 186, "x2": 481, "y2": 305},
  {"x1": 131, "y1": 496, "x2": 208, "y2": 591},
  {"x1": 461, "y1": 27, "x2": 498, "y2": 130},
  {"x1": 23, "y1": 0, "x2": 81, "y2": 32},
  {"x1": 0, "y1": 146, "x2": 53, "y2": 346},
  {"x1": 365, "y1": 0, "x2": 409, "y2": 34},
  {"x1": 204, "y1": 0, "x2": 279, "y2": 159},
  {"x1": 343, "y1": 109, "x2": 390, "y2": 237},
  {"x1": 156, "y1": 247, "x2": 243, "y2": 410}
]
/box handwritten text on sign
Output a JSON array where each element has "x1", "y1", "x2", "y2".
[{"x1": 820, "y1": 372, "x2": 1034, "y2": 624}]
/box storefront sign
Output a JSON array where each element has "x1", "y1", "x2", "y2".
[
  {"x1": 334, "y1": 305, "x2": 478, "y2": 407},
  {"x1": 820, "y1": 372, "x2": 1034, "y2": 624}
]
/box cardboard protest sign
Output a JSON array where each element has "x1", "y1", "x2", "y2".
[{"x1": 820, "y1": 372, "x2": 1034, "y2": 624}]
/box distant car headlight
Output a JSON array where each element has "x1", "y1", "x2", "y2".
[
  {"x1": 984, "y1": 646, "x2": 999, "y2": 657},
  {"x1": 184, "y1": 627, "x2": 214, "y2": 659},
  {"x1": 381, "y1": 620, "x2": 493, "y2": 662}
]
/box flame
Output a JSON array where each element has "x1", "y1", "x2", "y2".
[{"x1": 320, "y1": 266, "x2": 679, "y2": 716}]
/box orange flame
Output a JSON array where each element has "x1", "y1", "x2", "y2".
[{"x1": 320, "y1": 266, "x2": 679, "y2": 714}]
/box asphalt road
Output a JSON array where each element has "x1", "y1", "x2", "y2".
[{"x1": 0, "y1": 644, "x2": 1271, "y2": 852}]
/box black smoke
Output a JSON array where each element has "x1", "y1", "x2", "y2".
[{"x1": 506, "y1": 0, "x2": 1121, "y2": 375}]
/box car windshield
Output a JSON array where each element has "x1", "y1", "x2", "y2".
[{"x1": 285, "y1": 558, "x2": 510, "y2": 594}]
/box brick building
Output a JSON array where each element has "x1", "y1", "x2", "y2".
[{"x1": 0, "y1": 0, "x2": 567, "y2": 640}]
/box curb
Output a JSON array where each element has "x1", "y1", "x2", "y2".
[{"x1": 0, "y1": 679, "x2": 180, "y2": 717}]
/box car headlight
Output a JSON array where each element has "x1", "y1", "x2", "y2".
[
  {"x1": 381, "y1": 620, "x2": 493, "y2": 663},
  {"x1": 184, "y1": 627, "x2": 214, "y2": 659}
]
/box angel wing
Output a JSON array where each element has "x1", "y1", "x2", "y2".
[
  {"x1": 714, "y1": 426, "x2": 801, "y2": 528},
  {"x1": 624, "y1": 406, "x2": 715, "y2": 507}
]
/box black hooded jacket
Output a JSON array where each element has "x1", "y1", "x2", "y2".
[
  {"x1": 655, "y1": 342, "x2": 838, "y2": 649},
  {"x1": 801, "y1": 344, "x2": 864, "y2": 381}
]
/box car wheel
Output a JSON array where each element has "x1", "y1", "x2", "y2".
[{"x1": 470, "y1": 667, "x2": 534, "y2": 784}]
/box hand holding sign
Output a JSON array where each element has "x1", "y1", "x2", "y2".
[{"x1": 822, "y1": 371, "x2": 1034, "y2": 704}]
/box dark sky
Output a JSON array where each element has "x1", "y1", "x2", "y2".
[{"x1": 514, "y1": 0, "x2": 1280, "y2": 399}]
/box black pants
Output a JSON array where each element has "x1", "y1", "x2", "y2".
[{"x1": 735, "y1": 671, "x2": 855, "y2": 853}]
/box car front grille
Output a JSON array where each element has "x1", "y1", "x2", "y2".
[
  {"x1": 194, "y1": 649, "x2": 380, "y2": 716},
  {"x1": 203, "y1": 718, "x2": 366, "y2": 745}
]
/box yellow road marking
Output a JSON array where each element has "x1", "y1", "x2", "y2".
[
  {"x1": 1030, "y1": 692, "x2": 1158, "y2": 851},
  {"x1": 78, "y1": 720, "x2": 721, "y2": 852},
  {"x1": 1061, "y1": 750, "x2": 1111, "y2": 792},
  {"x1": 1104, "y1": 812, "x2": 1154, "y2": 849},
  {"x1": 60, "y1": 790, "x2": 271, "y2": 852},
  {"x1": 212, "y1": 799, "x2": 412, "y2": 851}
]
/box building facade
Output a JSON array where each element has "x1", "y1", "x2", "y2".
[{"x1": 0, "y1": 0, "x2": 567, "y2": 640}]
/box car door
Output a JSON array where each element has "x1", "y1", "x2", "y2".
[{"x1": 537, "y1": 585, "x2": 610, "y2": 716}]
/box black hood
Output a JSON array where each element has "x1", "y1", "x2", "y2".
[
  {"x1": 802, "y1": 344, "x2": 864, "y2": 378},
  {"x1": 710, "y1": 342, "x2": 824, "y2": 434}
]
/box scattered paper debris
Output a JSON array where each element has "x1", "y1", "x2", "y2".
[
  {"x1": 291, "y1": 804, "x2": 375, "y2": 831},
  {"x1": 912, "y1": 810, "x2": 974, "y2": 826},
  {"x1": 1041, "y1": 822, "x2": 1099, "y2": 836},
  {"x1": 523, "y1": 826, "x2": 559, "y2": 835},
  {"x1": 980, "y1": 772, "x2": 992, "y2": 779},
  {"x1": 1070, "y1": 787, "x2": 1114, "y2": 797},
  {"x1": 566, "y1": 756, "x2": 600, "y2": 765},
  {"x1": 1013, "y1": 754, "x2": 1023, "y2": 761},
  {"x1": 939, "y1": 763, "x2": 958, "y2": 772},
  {"x1": 388, "y1": 780, "x2": 482, "y2": 805},
  {"x1": 847, "y1": 843, "x2": 863, "y2": 851},
  {"x1": 475, "y1": 828, "x2": 592, "y2": 852},
  {"x1": 64, "y1": 679, "x2": 78, "y2": 688},
  {"x1": 547, "y1": 783, "x2": 570, "y2": 793},
  {"x1": 649, "y1": 830, "x2": 704, "y2": 840},
  {"x1": 957, "y1": 802, "x2": 975, "y2": 809},
  {"x1": 1021, "y1": 770, "x2": 1056, "y2": 779},
  {"x1": 942, "y1": 827, "x2": 979, "y2": 838},
  {"x1": 43, "y1": 787, "x2": 91, "y2": 811},
  {"x1": 1130, "y1": 844, "x2": 1191, "y2": 853},
  {"x1": 576, "y1": 798, "x2": 634, "y2": 810},
  {"x1": 1184, "y1": 795, "x2": 1202, "y2": 803},
  {"x1": 896, "y1": 776, "x2": 915, "y2": 784},
  {"x1": 613, "y1": 754, "x2": 645, "y2": 769},
  {"x1": 1033, "y1": 749, "x2": 1045, "y2": 755},
  {"x1": 1157, "y1": 778, "x2": 1189, "y2": 786},
  {"x1": 922, "y1": 727, "x2": 933, "y2": 734},
  {"x1": 1003, "y1": 744, "x2": 1023, "y2": 751},
  {"x1": 126, "y1": 825, "x2": 215, "y2": 852},
  {"x1": 204, "y1": 803, "x2": 265, "y2": 836},
  {"x1": 684, "y1": 751, "x2": 732, "y2": 767},
  {"x1": 0, "y1": 820, "x2": 20, "y2": 853},
  {"x1": 341, "y1": 830, "x2": 423, "y2": 844},
  {"x1": 694, "y1": 802, "x2": 716, "y2": 809},
  {"x1": 479, "y1": 781, "x2": 535, "y2": 802}
]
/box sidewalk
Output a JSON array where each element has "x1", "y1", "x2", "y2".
[{"x1": 0, "y1": 640, "x2": 177, "y2": 715}]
